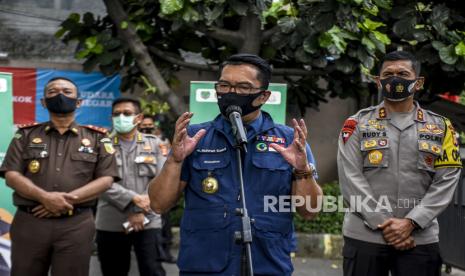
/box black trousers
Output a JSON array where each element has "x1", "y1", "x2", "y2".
[
  {"x1": 343, "y1": 236, "x2": 442, "y2": 276},
  {"x1": 96, "y1": 229, "x2": 166, "y2": 276}
]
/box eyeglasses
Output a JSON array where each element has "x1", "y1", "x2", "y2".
[
  {"x1": 112, "y1": 111, "x2": 137, "y2": 117},
  {"x1": 214, "y1": 82, "x2": 263, "y2": 94}
]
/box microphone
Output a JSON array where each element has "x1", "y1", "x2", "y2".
[{"x1": 226, "y1": 105, "x2": 248, "y2": 152}]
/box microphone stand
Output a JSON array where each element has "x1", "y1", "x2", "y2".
[{"x1": 231, "y1": 125, "x2": 254, "y2": 276}]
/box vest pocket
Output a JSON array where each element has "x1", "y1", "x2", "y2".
[
  {"x1": 177, "y1": 207, "x2": 231, "y2": 272},
  {"x1": 251, "y1": 214, "x2": 293, "y2": 275},
  {"x1": 417, "y1": 141, "x2": 442, "y2": 173}
]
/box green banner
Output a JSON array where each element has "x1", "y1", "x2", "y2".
[
  {"x1": 189, "y1": 81, "x2": 287, "y2": 124},
  {"x1": 0, "y1": 72, "x2": 15, "y2": 215}
]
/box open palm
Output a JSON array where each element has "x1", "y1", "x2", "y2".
[
  {"x1": 172, "y1": 112, "x2": 206, "y2": 162},
  {"x1": 269, "y1": 118, "x2": 309, "y2": 171}
]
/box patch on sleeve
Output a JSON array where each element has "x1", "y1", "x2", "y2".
[
  {"x1": 341, "y1": 118, "x2": 358, "y2": 144},
  {"x1": 434, "y1": 119, "x2": 462, "y2": 169}
]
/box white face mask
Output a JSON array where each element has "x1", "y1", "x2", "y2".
[{"x1": 112, "y1": 114, "x2": 136, "y2": 134}]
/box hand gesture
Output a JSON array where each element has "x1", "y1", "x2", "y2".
[
  {"x1": 269, "y1": 119, "x2": 310, "y2": 171},
  {"x1": 392, "y1": 236, "x2": 416, "y2": 251},
  {"x1": 378, "y1": 218, "x2": 415, "y2": 245},
  {"x1": 128, "y1": 213, "x2": 146, "y2": 233},
  {"x1": 39, "y1": 192, "x2": 77, "y2": 214},
  {"x1": 132, "y1": 194, "x2": 151, "y2": 212},
  {"x1": 171, "y1": 112, "x2": 206, "y2": 162}
]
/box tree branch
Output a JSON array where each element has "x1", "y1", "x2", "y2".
[
  {"x1": 273, "y1": 68, "x2": 323, "y2": 76},
  {"x1": 103, "y1": 0, "x2": 186, "y2": 116},
  {"x1": 149, "y1": 46, "x2": 325, "y2": 76},
  {"x1": 196, "y1": 25, "x2": 243, "y2": 48},
  {"x1": 261, "y1": 25, "x2": 280, "y2": 42},
  {"x1": 149, "y1": 46, "x2": 321, "y2": 76},
  {"x1": 148, "y1": 47, "x2": 219, "y2": 72}
]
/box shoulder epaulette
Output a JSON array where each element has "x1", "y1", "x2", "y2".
[
  {"x1": 17, "y1": 122, "x2": 41, "y2": 129},
  {"x1": 83, "y1": 125, "x2": 108, "y2": 134},
  {"x1": 357, "y1": 106, "x2": 377, "y2": 117},
  {"x1": 424, "y1": 109, "x2": 445, "y2": 119}
]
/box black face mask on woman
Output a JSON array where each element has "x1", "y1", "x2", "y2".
[
  {"x1": 380, "y1": 76, "x2": 417, "y2": 101},
  {"x1": 217, "y1": 91, "x2": 263, "y2": 117},
  {"x1": 45, "y1": 94, "x2": 78, "y2": 114}
]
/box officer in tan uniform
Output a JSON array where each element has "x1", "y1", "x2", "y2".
[
  {"x1": 338, "y1": 51, "x2": 462, "y2": 276},
  {"x1": 0, "y1": 77, "x2": 119, "y2": 276},
  {"x1": 95, "y1": 98, "x2": 166, "y2": 276},
  {"x1": 139, "y1": 115, "x2": 176, "y2": 263}
]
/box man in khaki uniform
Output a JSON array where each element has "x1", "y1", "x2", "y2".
[
  {"x1": 139, "y1": 115, "x2": 176, "y2": 263},
  {"x1": 338, "y1": 51, "x2": 462, "y2": 276},
  {"x1": 0, "y1": 77, "x2": 119, "y2": 276},
  {"x1": 95, "y1": 98, "x2": 166, "y2": 276}
]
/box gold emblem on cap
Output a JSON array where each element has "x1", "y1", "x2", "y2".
[
  {"x1": 81, "y1": 138, "x2": 91, "y2": 147},
  {"x1": 202, "y1": 176, "x2": 219, "y2": 194},
  {"x1": 32, "y1": 137, "x2": 42, "y2": 144},
  {"x1": 395, "y1": 83, "x2": 404, "y2": 93},
  {"x1": 368, "y1": 150, "x2": 383, "y2": 165},
  {"x1": 28, "y1": 160, "x2": 40, "y2": 174}
]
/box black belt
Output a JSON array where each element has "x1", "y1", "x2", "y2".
[{"x1": 17, "y1": 205, "x2": 91, "y2": 218}]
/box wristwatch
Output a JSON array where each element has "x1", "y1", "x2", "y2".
[
  {"x1": 132, "y1": 204, "x2": 144, "y2": 213},
  {"x1": 409, "y1": 218, "x2": 420, "y2": 229},
  {"x1": 292, "y1": 163, "x2": 315, "y2": 180}
]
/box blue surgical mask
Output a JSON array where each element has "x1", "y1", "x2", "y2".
[{"x1": 113, "y1": 114, "x2": 137, "y2": 134}]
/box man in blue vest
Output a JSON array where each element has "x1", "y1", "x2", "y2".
[{"x1": 149, "y1": 54, "x2": 322, "y2": 275}]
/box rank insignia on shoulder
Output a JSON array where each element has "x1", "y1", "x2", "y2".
[
  {"x1": 417, "y1": 109, "x2": 424, "y2": 121},
  {"x1": 378, "y1": 107, "x2": 387, "y2": 119},
  {"x1": 341, "y1": 118, "x2": 358, "y2": 144},
  {"x1": 18, "y1": 122, "x2": 39, "y2": 129},
  {"x1": 83, "y1": 125, "x2": 108, "y2": 134}
]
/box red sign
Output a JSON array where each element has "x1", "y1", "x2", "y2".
[{"x1": 0, "y1": 67, "x2": 36, "y2": 124}]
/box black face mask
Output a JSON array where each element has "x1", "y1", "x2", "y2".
[
  {"x1": 380, "y1": 76, "x2": 417, "y2": 101},
  {"x1": 140, "y1": 128, "x2": 154, "y2": 134},
  {"x1": 45, "y1": 94, "x2": 78, "y2": 114},
  {"x1": 217, "y1": 92, "x2": 263, "y2": 117}
]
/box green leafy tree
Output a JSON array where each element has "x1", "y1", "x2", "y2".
[{"x1": 56, "y1": 0, "x2": 465, "y2": 117}]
